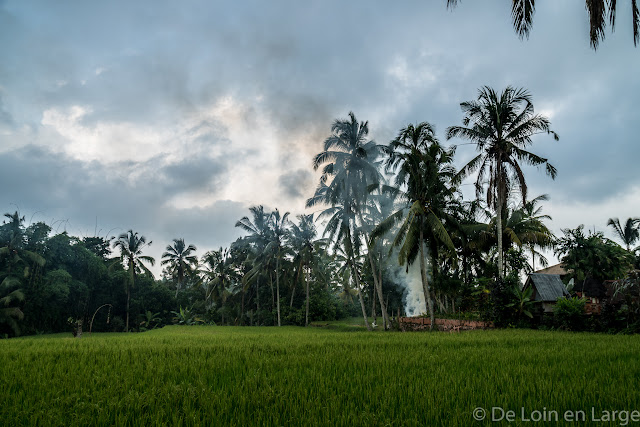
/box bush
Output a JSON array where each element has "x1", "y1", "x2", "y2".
[{"x1": 554, "y1": 297, "x2": 586, "y2": 331}]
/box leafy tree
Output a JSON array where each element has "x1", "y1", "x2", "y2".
[
  {"x1": 446, "y1": 0, "x2": 640, "y2": 49},
  {"x1": 112, "y1": 230, "x2": 155, "y2": 332},
  {"x1": 446, "y1": 86, "x2": 558, "y2": 279},
  {"x1": 555, "y1": 225, "x2": 632, "y2": 283},
  {"x1": 161, "y1": 238, "x2": 198, "y2": 299}
]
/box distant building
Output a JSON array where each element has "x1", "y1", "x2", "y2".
[{"x1": 523, "y1": 273, "x2": 569, "y2": 313}]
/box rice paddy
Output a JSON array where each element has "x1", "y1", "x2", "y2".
[{"x1": 1, "y1": 326, "x2": 639, "y2": 426}]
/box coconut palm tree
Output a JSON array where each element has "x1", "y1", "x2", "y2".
[
  {"x1": 161, "y1": 238, "x2": 198, "y2": 299},
  {"x1": 307, "y1": 112, "x2": 384, "y2": 331},
  {"x1": 235, "y1": 205, "x2": 272, "y2": 322},
  {"x1": 446, "y1": 0, "x2": 639, "y2": 49},
  {"x1": 200, "y1": 247, "x2": 234, "y2": 323},
  {"x1": 446, "y1": 86, "x2": 558, "y2": 278},
  {"x1": 112, "y1": 230, "x2": 155, "y2": 332},
  {"x1": 288, "y1": 214, "x2": 326, "y2": 326},
  {"x1": 374, "y1": 123, "x2": 458, "y2": 329},
  {"x1": 607, "y1": 217, "x2": 640, "y2": 252},
  {"x1": 264, "y1": 209, "x2": 290, "y2": 327}
]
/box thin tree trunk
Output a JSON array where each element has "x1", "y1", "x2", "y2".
[
  {"x1": 276, "y1": 252, "x2": 281, "y2": 327},
  {"x1": 126, "y1": 284, "x2": 130, "y2": 333},
  {"x1": 241, "y1": 288, "x2": 245, "y2": 326},
  {"x1": 350, "y1": 259, "x2": 371, "y2": 331},
  {"x1": 370, "y1": 288, "x2": 376, "y2": 320},
  {"x1": 256, "y1": 277, "x2": 260, "y2": 325},
  {"x1": 291, "y1": 260, "x2": 302, "y2": 308},
  {"x1": 497, "y1": 195, "x2": 504, "y2": 279},
  {"x1": 419, "y1": 228, "x2": 435, "y2": 331},
  {"x1": 358, "y1": 213, "x2": 390, "y2": 330},
  {"x1": 305, "y1": 266, "x2": 310, "y2": 327}
]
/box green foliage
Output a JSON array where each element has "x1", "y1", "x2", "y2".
[
  {"x1": 554, "y1": 297, "x2": 586, "y2": 331},
  {"x1": 555, "y1": 225, "x2": 633, "y2": 282}
]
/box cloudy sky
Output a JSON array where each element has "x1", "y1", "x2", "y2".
[{"x1": 1, "y1": 1, "x2": 638, "y2": 274}]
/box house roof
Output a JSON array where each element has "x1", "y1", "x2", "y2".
[
  {"x1": 526, "y1": 273, "x2": 570, "y2": 302},
  {"x1": 534, "y1": 263, "x2": 568, "y2": 275}
]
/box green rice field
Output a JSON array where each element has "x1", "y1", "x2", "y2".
[{"x1": 1, "y1": 325, "x2": 639, "y2": 426}]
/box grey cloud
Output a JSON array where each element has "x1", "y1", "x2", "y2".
[{"x1": 278, "y1": 169, "x2": 313, "y2": 200}]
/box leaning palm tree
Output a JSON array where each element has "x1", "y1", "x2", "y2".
[
  {"x1": 446, "y1": 0, "x2": 639, "y2": 49},
  {"x1": 307, "y1": 112, "x2": 384, "y2": 332},
  {"x1": 161, "y1": 238, "x2": 198, "y2": 299},
  {"x1": 112, "y1": 230, "x2": 155, "y2": 332},
  {"x1": 607, "y1": 217, "x2": 640, "y2": 252},
  {"x1": 446, "y1": 86, "x2": 558, "y2": 278}
]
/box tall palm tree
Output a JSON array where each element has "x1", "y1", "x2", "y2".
[
  {"x1": 307, "y1": 112, "x2": 384, "y2": 331},
  {"x1": 375, "y1": 123, "x2": 458, "y2": 328},
  {"x1": 264, "y1": 209, "x2": 290, "y2": 327},
  {"x1": 446, "y1": 86, "x2": 558, "y2": 278},
  {"x1": 446, "y1": 0, "x2": 639, "y2": 49},
  {"x1": 607, "y1": 217, "x2": 640, "y2": 252},
  {"x1": 161, "y1": 238, "x2": 198, "y2": 299},
  {"x1": 235, "y1": 205, "x2": 272, "y2": 322},
  {"x1": 112, "y1": 230, "x2": 155, "y2": 332},
  {"x1": 200, "y1": 247, "x2": 234, "y2": 323},
  {"x1": 288, "y1": 214, "x2": 324, "y2": 327}
]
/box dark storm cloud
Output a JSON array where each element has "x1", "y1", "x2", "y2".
[
  {"x1": 1, "y1": 0, "x2": 639, "y2": 266},
  {"x1": 0, "y1": 145, "x2": 244, "y2": 262},
  {"x1": 278, "y1": 169, "x2": 313, "y2": 200}
]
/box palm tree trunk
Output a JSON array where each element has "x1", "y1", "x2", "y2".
[
  {"x1": 350, "y1": 259, "x2": 372, "y2": 331},
  {"x1": 291, "y1": 260, "x2": 302, "y2": 308},
  {"x1": 419, "y1": 227, "x2": 435, "y2": 331},
  {"x1": 358, "y1": 213, "x2": 390, "y2": 330},
  {"x1": 125, "y1": 285, "x2": 130, "y2": 333},
  {"x1": 256, "y1": 277, "x2": 260, "y2": 325},
  {"x1": 370, "y1": 288, "x2": 376, "y2": 319},
  {"x1": 497, "y1": 196, "x2": 504, "y2": 279},
  {"x1": 276, "y1": 253, "x2": 281, "y2": 327},
  {"x1": 305, "y1": 266, "x2": 310, "y2": 327}
]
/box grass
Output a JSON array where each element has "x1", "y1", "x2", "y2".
[{"x1": 1, "y1": 326, "x2": 639, "y2": 426}]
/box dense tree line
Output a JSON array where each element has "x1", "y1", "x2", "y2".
[{"x1": 2, "y1": 85, "x2": 639, "y2": 337}]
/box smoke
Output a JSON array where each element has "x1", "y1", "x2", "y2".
[{"x1": 386, "y1": 252, "x2": 428, "y2": 316}]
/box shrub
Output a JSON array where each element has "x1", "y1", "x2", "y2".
[{"x1": 554, "y1": 297, "x2": 586, "y2": 331}]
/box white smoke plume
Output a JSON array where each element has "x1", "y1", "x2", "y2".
[{"x1": 386, "y1": 256, "x2": 427, "y2": 316}]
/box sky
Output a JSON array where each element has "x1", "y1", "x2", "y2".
[{"x1": 1, "y1": 0, "x2": 639, "y2": 275}]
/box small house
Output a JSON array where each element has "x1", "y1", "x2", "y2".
[{"x1": 524, "y1": 273, "x2": 570, "y2": 313}]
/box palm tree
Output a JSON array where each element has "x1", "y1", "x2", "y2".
[
  {"x1": 375, "y1": 123, "x2": 458, "y2": 329},
  {"x1": 161, "y1": 238, "x2": 198, "y2": 299},
  {"x1": 520, "y1": 194, "x2": 554, "y2": 270},
  {"x1": 264, "y1": 209, "x2": 290, "y2": 327},
  {"x1": 112, "y1": 230, "x2": 155, "y2": 332},
  {"x1": 288, "y1": 214, "x2": 324, "y2": 327},
  {"x1": 200, "y1": 247, "x2": 234, "y2": 324},
  {"x1": 307, "y1": 112, "x2": 384, "y2": 331},
  {"x1": 607, "y1": 217, "x2": 640, "y2": 252},
  {"x1": 446, "y1": 0, "x2": 639, "y2": 49},
  {"x1": 235, "y1": 205, "x2": 272, "y2": 322},
  {"x1": 446, "y1": 86, "x2": 558, "y2": 279}
]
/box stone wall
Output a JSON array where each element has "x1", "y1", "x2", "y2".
[{"x1": 398, "y1": 316, "x2": 494, "y2": 332}]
